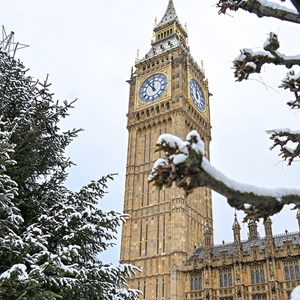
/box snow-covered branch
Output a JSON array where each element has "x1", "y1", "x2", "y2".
[
  {"x1": 149, "y1": 131, "x2": 300, "y2": 221},
  {"x1": 234, "y1": 33, "x2": 300, "y2": 81},
  {"x1": 267, "y1": 128, "x2": 300, "y2": 164},
  {"x1": 281, "y1": 69, "x2": 300, "y2": 108},
  {"x1": 217, "y1": 0, "x2": 300, "y2": 23}
]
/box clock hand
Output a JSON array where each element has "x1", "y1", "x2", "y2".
[{"x1": 149, "y1": 82, "x2": 156, "y2": 92}]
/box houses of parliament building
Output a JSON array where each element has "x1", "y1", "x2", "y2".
[{"x1": 120, "y1": 1, "x2": 300, "y2": 299}]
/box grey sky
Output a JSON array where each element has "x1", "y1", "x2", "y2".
[{"x1": 2, "y1": 0, "x2": 300, "y2": 264}]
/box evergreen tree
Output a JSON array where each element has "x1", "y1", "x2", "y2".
[{"x1": 0, "y1": 51, "x2": 140, "y2": 300}]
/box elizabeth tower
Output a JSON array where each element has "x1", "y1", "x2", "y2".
[{"x1": 120, "y1": 1, "x2": 213, "y2": 299}]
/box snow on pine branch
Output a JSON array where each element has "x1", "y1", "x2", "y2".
[
  {"x1": 149, "y1": 130, "x2": 300, "y2": 221},
  {"x1": 217, "y1": 0, "x2": 300, "y2": 23}
]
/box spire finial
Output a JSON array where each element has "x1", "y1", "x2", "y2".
[
  {"x1": 232, "y1": 210, "x2": 240, "y2": 229},
  {"x1": 155, "y1": 0, "x2": 181, "y2": 30}
]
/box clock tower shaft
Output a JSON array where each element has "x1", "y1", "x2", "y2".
[{"x1": 120, "y1": 1, "x2": 213, "y2": 299}]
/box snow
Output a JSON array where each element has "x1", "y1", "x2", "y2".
[
  {"x1": 245, "y1": 62, "x2": 257, "y2": 70},
  {"x1": 258, "y1": 0, "x2": 298, "y2": 13},
  {"x1": 201, "y1": 156, "x2": 300, "y2": 199},
  {"x1": 157, "y1": 133, "x2": 189, "y2": 154},
  {"x1": 235, "y1": 48, "x2": 274, "y2": 61},
  {"x1": 266, "y1": 128, "x2": 300, "y2": 135},
  {"x1": 170, "y1": 153, "x2": 187, "y2": 164},
  {"x1": 186, "y1": 130, "x2": 205, "y2": 154},
  {"x1": 0, "y1": 264, "x2": 28, "y2": 281},
  {"x1": 291, "y1": 286, "x2": 300, "y2": 300},
  {"x1": 283, "y1": 70, "x2": 300, "y2": 81}
]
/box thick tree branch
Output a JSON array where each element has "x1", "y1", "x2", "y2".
[
  {"x1": 217, "y1": 0, "x2": 300, "y2": 24},
  {"x1": 149, "y1": 131, "x2": 300, "y2": 221}
]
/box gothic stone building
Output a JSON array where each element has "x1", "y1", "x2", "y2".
[{"x1": 120, "y1": 1, "x2": 300, "y2": 299}]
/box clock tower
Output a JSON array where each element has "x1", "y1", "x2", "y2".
[{"x1": 120, "y1": 1, "x2": 212, "y2": 299}]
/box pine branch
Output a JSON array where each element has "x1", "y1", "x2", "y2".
[{"x1": 149, "y1": 131, "x2": 300, "y2": 221}]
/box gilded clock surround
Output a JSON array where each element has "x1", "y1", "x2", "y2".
[{"x1": 135, "y1": 67, "x2": 172, "y2": 109}]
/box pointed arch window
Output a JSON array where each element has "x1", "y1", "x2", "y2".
[
  {"x1": 255, "y1": 270, "x2": 260, "y2": 283},
  {"x1": 195, "y1": 278, "x2": 199, "y2": 290},
  {"x1": 191, "y1": 274, "x2": 202, "y2": 291},
  {"x1": 251, "y1": 270, "x2": 255, "y2": 284},
  {"x1": 220, "y1": 270, "x2": 232, "y2": 288},
  {"x1": 285, "y1": 261, "x2": 300, "y2": 281},
  {"x1": 295, "y1": 264, "x2": 300, "y2": 279},
  {"x1": 228, "y1": 273, "x2": 232, "y2": 286},
  {"x1": 260, "y1": 269, "x2": 265, "y2": 283},
  {"x1": 250, "y1": 267, "x2": 265, "y2": 284},
  {"x1": 285, "y1": 265, "x2": 290, "y2": 281},
  {"x1": 191, "y1": 278, "x2": 194, "y2": 291},
  {"x1": 224, "y1": 274, "x2": 228, "y2": 287},
  {"x1": 220, "y1": 274, "x2": 223, "y2": 288},
  {"x1": 290, "y1": 265, "x2": 295, "y2": 280}
]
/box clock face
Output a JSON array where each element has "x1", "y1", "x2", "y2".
[
  {"x1": 139, "y1": 73, "x2": 168, "y2": 103},
  {"x1": 190, "y1": 79, "x2": 205, "y2": 111}
]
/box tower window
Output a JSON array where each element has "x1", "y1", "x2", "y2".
[
  {"x1": 141, "y1": 175, "x2": 145, "y2": 207},
  {"x1": 157, "y1": 215, "x2": 160, "y2": 254},
  {"x1": 143, "y1": 280, "x2": 146, "y2": 300},
  {"x1": 148, "y1": 132, "x2": 152, "y2": 161},
  {"x1": 139, "y1": 223, "x2": 142, "y2": 257},
  {"x1": 163, "y1": 214, "x2": 166, "y2": 253},
  {"x1": 145, "y1": 220, "x2": 148, "y2": 256},
  {"x1": 143, "y1": 133, "x2": 147, "y2": 162},
  {"x1": 147, "y1": 182, "x2": 150, "y2": 206}
]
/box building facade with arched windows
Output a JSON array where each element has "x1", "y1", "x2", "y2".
[
  {"x1": 186, "y1": 215, "x2": 300, "y2": 300},
  {"x1": 120, "y1": 1, "x2": 300, "y2": 299}
]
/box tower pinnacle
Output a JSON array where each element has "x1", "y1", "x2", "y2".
[
  {"x1": 232, "y1": 211, "x2": 240, "y2": 230},
  {"x1": 156, "y1": 0, "x2": 179, "y2": 29}
]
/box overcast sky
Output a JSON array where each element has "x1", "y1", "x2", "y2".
[{"x1": 2, "y1": 0, "x2": 300, "y2": 264}]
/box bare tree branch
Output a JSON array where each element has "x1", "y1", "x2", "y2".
[
  {"x1": 267, "y1": 128, "x2": 300, "y2": 164},
  {"x1": 234, "y1": 33, "x2": 300, "y2": 81},
  {"x1": 149, "y1": 131, "x2": 300, "y2": 221},
  {"x1": 217, "y1": 0, "x2": 300, "y2": 24},
  {"x1": 280, "y1": 69, "x2": 300, "y2": 109}
]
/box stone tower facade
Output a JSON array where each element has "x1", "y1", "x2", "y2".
[
  {"x1": 120, "y1": 2, "x2": 300, "y2": 300},
  {"x1": 120, "y1": 1, "x2": 212, "y2": 299}
]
